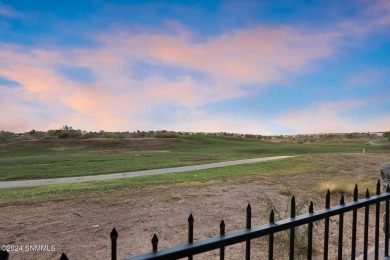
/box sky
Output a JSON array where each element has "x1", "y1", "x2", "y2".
[{"x1": 0, "y1": 0, "x2": 389, "y2": 135}]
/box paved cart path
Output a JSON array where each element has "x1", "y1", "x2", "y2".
[{"x1": 0, "y1": 155, "x2": 293, "y2": 188}]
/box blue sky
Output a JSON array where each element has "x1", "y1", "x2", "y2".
[{"x1": 0, "y1": 0, "x2": 389, "y2": 134}]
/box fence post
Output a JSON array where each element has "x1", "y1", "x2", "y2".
[
  {"x1": 110, "y1": 228, "x2": 118, "y2": 260},
  {"x1": 351, "y1": 184, "x2": 358, "y2": 260},
  {"x1": 375, "y1": 180, "x2": 380, "y2": 260},
  {"x1": 363, "y1": 189, "x2": 370, "y2": 260},
  {"x1": 0, "y1": 250, "x2": 9, "y2": 260},
  {"x1": 338, "y1": 194, "x2": 345, "y2": 260},
  {"x1": 386, "y1": 184, "x2": 390, "y2": 257},
  {"x1": 59, "y1": 253, "x2": 68, "y2": 260},
  {"x1": 307, "y1": 201, "x2": 314, "y2": 260},
  {"x1": 246, "y1": 203, "x2": 251, "y2": 260},
  {"x1": 290, "y1": 195, "x2": 296, "y2": 260},
  {"x1": 220, "y1": 220, "x2": 225, "y2": 260},
  {"x1": 269, "y1": 210, "x2": 274, "y2": 260},
  {"x1": 188, "y1": 214, "x2": 194, "y2": 260},
  {"x1": 324, "y1": 189, "x2": 330, "y2": 260}
]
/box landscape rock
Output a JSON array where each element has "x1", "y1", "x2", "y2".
[
  {"x1": 381, "y1": 163, "x2": 390, "y2": 235},
  {"x1": 380, "y1": 163, "x2": 390, "y2": 191}
]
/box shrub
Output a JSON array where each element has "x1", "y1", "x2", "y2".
[
  {"x1": 0, "y1": 131, "x2": 15, "y2": 143},
  {"x1": 257, "y1": 191, "x2": 321, "y2": 258},
  {"x1": 155, "y1": 131, "x2": 179, "y2": 138}
]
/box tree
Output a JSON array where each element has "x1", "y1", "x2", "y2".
[{"x1": 0, "y1": 131, "x2": 14, "y2": 143}]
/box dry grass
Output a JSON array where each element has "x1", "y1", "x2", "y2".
[{"x1": 319, "y1": 180, "x2": 376, "y2": 195}]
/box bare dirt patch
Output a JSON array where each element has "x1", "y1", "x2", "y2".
[{"x1": 1, "y1": 153, "x2": 390, "y2": 259}]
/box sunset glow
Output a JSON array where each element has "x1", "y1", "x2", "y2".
[{"x1": 0, "y1": 1, "x2": 389, "y2": 134}]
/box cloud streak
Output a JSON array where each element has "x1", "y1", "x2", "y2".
[{"x1": 275, "y1": 99, "x2": 390, "y2": 134}]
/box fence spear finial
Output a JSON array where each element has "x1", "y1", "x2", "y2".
[
  {"x1": 309, "y1": 201, "x2": 314, "y2": 213},
  {"x1": 377, "y1": 179, "x2": 380, "y2": 195},
  {"x1": 152, "y1": 234, "x2": 159, "y2": 252},
  {"x1": 246, "y1": 204, "x2": 252, "y2": 229},
  {"x1": 366, "y1": 189, "x2": 370, "y2": 198},
  {"x1": 340, "y1": 194, "x2": 345, "y2": 205},
  {"x1": 270, "y1": 210, "x2": 275, "y2": 224},
  {"x1": 220, "y1": 220, "x2": 225, "y2": 236},
  {"x1": 291, "y1": 195, "x2": 296, "y2": 218},
  {"x1": 60, "y1": 253, "x2": 69, "y2": 260},
  {"x1": 354, "y1": 184, "x2": 358, "y2": 201},
  {"x1": 110, "y1": 228, "x2": 118, "y2": 239},
  {"x1": 326, "y1": 189, "x2": 330, "y2": 209}
]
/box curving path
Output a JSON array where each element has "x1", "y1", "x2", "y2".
[{"x1": 0, "y1": 156, "x2": 293, "y2": 188}]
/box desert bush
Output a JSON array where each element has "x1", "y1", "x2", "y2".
[
  {"x1": 257, "y1": 191, "x2": 321, "y2": 258},
  {"x1": 154, "y1": 130, "x2": 179, "y2": 138},
  {"x1": 0, "y1": 131, "x2": 15, "y2": 143}
]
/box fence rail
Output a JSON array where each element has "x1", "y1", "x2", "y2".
[{"x1": 1, "y1": 180, "x2": 390, "y2": 260}]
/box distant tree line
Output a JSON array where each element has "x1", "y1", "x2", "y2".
[
  {"x1": 0, "y1": 127, "x2": 389, "y2": 143},
  {"x1": 0, "y1": 126, "x2": 180, "y2": 143}
]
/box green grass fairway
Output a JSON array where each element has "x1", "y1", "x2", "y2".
[
  {"x1": 1, "y1": 153, "x2": 389, "y2": 206},
  {"x1": 0, "y1": 135, "x2": 387, "y2": 181},
  {"x1": 0, "y1": 156, "x2": 309, "y2": 204}
]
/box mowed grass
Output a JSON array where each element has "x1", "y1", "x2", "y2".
[
  {"x1": 1, "y1": 153, "x2": 389, "y2": 206},
  {"x1": 0, "y1": 155, "x2": 309, "y2": 205},
  {"x1": 0, "y1": 135, "x2": 387, "y2": 181}
]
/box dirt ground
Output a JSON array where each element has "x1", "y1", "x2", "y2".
[{"x1": 1, "y1": 153, "x2": 390, "y2": 260}]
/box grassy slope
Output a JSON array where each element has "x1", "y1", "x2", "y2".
[
  {"x1": 0, "y1": 135, "x2": 387, "y2": 181},
  {"x1": 0, "y1": 155, "x2": 308, "y2": 204},
  {"x1": 1, "y1": 153, "x2": 389, "y2": 206}
]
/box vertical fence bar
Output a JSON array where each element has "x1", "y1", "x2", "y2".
[
  {"x1": 290, "y1": 195, "x2": 296, "y2": 260},
  {"x1": 0, "y1": 250, "x2": 9, "y2": 260},
  {"x1": 188, "y1": 214, "x2": 194, "y2": 260},
  {"x1": 152, "y1": 234, "x2": 158, "y2": 253},
  {"x1": 351, "y1": 184, "x2": 358, "y2": 260},
  {"x1": 246, "y1": 204, "x2": 251, "y2": 260},
  {"x1": 110, "y1": 228, "x2": 118, "y2": 260},
  {"x1": 307, "y1": 201, "x2": 314, "y2": 260},
  {"x1": 269, "y1": 210, "x2": 274, "y2": 260},
  {"x1": 220, "y1": 220, "x2": 225, "y2": 260},
  {"x1": 59, "y1": 253, "x2": 69, "y2": 260},
  {"x1": 338, "y1": 194, "x2": 345, "y2": 260},
  {"x1": 375, "y1": 180, "x2": 380, "y2": 260},
  {"x1": 363, "y1": 189, "x2": 370, "y2": 260},
  {"x1": 386, "y1": 185, "x2": 390, "y2": 257},
  {"x1": 324, "y1": 189, "x2": 330, "y2": 260}
]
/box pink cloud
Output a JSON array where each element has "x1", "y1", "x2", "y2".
[
  {"x1": 275, "y1": 99, "x2": 389, "y2": 134},
  {"x1": 337, "y1": 0, "x2": 390, "y2": 37},
  {"x1": 0, "y1": 20, "x2": 377, "y2": 133},
  {"x1": 88, "y1": 25, "x2": 341, "y2": 109},
  {"x1": 0, "y1": 5, "x2": 25, "y2": 18},
  {"x1": 143, "y1": 26, "x2": 339, "y2": 84}
]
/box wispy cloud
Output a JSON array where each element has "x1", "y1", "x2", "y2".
[
  {"x1": 0, "y1": 5, "x2": 26, "y2": 18},
  {"x1": 275, "y1": 98, "x2": 390, "y2": 134},
  {"x1": 0, "y1": 23, "x2": 344, "y2": 132}
]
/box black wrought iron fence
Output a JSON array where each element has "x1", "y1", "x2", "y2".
[{"x1": 2, "y1": 180, "x2": 390, "y2": 260}]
